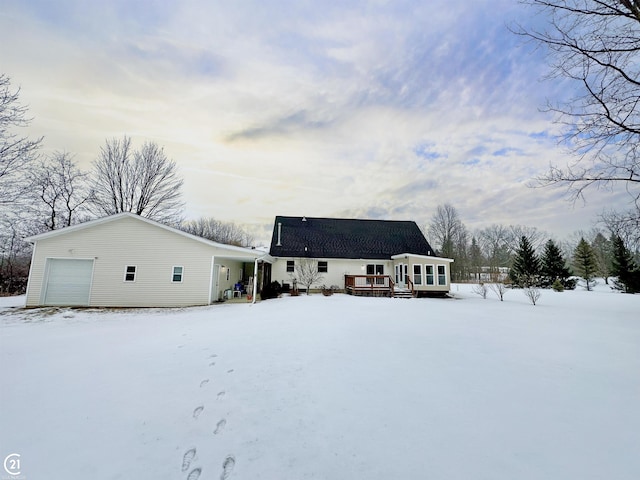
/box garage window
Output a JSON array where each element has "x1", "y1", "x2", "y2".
[
  {"x1": 124, "y1": 265, "x2": 137, "y2": 282},
  {"x1": 172, "y1": 266, "x2": 183, "y2": 283}
]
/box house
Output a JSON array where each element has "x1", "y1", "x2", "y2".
[
  {"x1": 269, "y1": 216, "x2": 453, "y2": 297},
  {"x1": 24, "y1": 213, "x2": 270, "y2": 307}
]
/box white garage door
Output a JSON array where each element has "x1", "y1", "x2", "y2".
[{"x1": 43, "y1": 258, "x2": 94, "y2": 306}]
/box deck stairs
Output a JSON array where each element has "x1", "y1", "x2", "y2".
[{"x1": 392, "y1": 287, "x2": 414, "y2": 299}]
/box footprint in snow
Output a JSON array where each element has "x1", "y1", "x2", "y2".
[
  {"x1": 181, "y1": 448, "x2": 196, "y2": 472},
  {"x1": 187, "y1": 467, "x2": 202, "y2": 480},
  {"x1": 217, "y1": 391, "x2": 225, "y2": 400},
  {"x1": 193, "y1": 405, "x2": 204, "y2": 419},
  {"x1": 227, "y1": 369, "x2": 234, "y2": 374},
  {"x1": 220, "y1": 455, "x2": 235, "y2": 479},
  {"x1": 209, "y1": 362, "x2": 216, "y2": 367},
  {"x1": 200, "y1": 379, "x2": 209, "y2": 388},
  {"x1": 214, "y1": 418, "x2": 226, "y2": 435}
]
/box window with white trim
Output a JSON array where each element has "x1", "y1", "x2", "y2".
[
  {"x1": 286, "y1": 260, "x2": 295, "y2": 272},
  {"x1": 124, "y1": 265, "x2": 137, "y2": 282},
  {"x1": 172, "y1": 266, "x2": 183, "y2": 283},
  {"x1": 437, "y1": 264, "x2": 447, "y2": 285},
  {"x1": 413, "y1": 264, "x2": 423, "y2": 285},
  {"x1": 318, "y1": 261, "x2": 328, "y2": 273},
  {"x1": 425, "y1": 265, "x2": 434, "y2": 285},
  {"x1": 365, "y1": 264, "x2": 385, "y2": 284},
  {"x1": 366, "y1": 264, "x2": 384, "y2": 275}
]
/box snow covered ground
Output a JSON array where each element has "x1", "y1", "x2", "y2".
[{"x1": 1, "y1": 284, "x2": 639, "y2": 480}]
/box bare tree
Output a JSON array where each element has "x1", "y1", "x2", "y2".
[
  {"x1": 428, "y1": 204, "x2": 465, "y2": 257},
  {"x1": 31, "y1": 152, "x2": 93, "y2": 230},
  {"x1": 469, "y1": 236, "x2": 484, "y2": 282},
  {"x1": 290, "y1": 258, "x2": 324, "y2": 295},
  {"x1": 524, "y1": 286, "x2": 541, "y2": 306},
  {"x1": 427, "y1": 204, "x2": 469, "y2": 281},
  {"x1": 478, "y1": 224, "x2": 511, "y2": 281},
  {"x1": 180, "y1": 217, "x2": 255, "y2": 247},
  {"x1": 472, "y1": 283, "x2": 488, "y2": 299},
  {"x1": 508, "y1": 225, "x2": 547, "y2": 253},
  {"x1": 488, "y1": 283, "x2": 508, "y2": 301},
  {"x1": 600, "y1": 208, "x2": 640, "y2": 253},
  {"x1": 0, "y1": 74, "x2": 42, "y2": 207},
  {"x1": 90, "y1": 136, "x2": 184, "y2": 224},
  {"x1": 514, "y1": 1, "x2": 640, "y2": 210},
  {"x1": 0, "y1": 214, "x2": 37, "y2": 294},
  {"x1": 0, "y1": 74, "x2": 42, "y2": 294}
]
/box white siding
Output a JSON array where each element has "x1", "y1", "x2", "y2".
[
  {"x1": 270, "y1": 255, "x2": 452, "y2": 293},
  {"x1": 271, "y1": 258, "x2": 394, "y2": 290},
  {"x1": 27, "y1": 216, "x2": 258, "y2": 307},
  {"x1": 399, "y1": 254, "x2": 452, "y2": 293}
]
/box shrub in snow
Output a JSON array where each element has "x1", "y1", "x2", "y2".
[
  {"x1": 261, "y1": 281, "x2": 282, "y2": 300},
  {"x1": 524, "y1": 287, "x2": 541, "y2": 305},
  {"x1": 472, "y1": 283, "x2": 488, "y2": 299},
  {"x1": 321, "y1": 285, "x2": 334, "y2": 296},
  {"x1": 488, "y1": 283, "x2": 507, "y2": 301},
  {"x1": 551, "y1": 279, "x2": 564, "y2": 292}
]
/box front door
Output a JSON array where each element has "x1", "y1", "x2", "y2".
[
  {"x1": 395, "y1": 263, "x2": 409, "y2": 288},
  {"x1": 395, "y1": 263, "x2": 404, "y2": 287}
]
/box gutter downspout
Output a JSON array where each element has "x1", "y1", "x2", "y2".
[{"x1": 252, "y1": 258, "x2": 259, "y2": 305}]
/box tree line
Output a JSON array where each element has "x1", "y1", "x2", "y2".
[
  {"x1": 426, "y1": 204, "x2": 640, "y2": 294},
  {"x1": 0, "y1": 74, "x2": 254, "y2": 294}
]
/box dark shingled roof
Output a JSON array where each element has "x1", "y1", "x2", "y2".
[{"x1": 269, "y1": 216, "x2": 435, "y2": 259}]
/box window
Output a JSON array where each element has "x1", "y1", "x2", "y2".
[
  {"x1": 365, "y1": 264, "x2": 384, "y2": 285},
  {"x1": 437, "y1": 265, "x2": 447, "y2": 285},
  {"x1": 172, "y1": 266, "x2": 183, "y2": 283},
  {"x1": 413, "y1": 264, "x2": 422, "y2": 285},
  {"x1": 286, "y1": 260, "x2": 295, "y2": 272},
  {"x1": 425, "y1": 265, "x2": 434, "y2": 285},
  {"x1": 124, "y1": 265, "x2": 136, "y2": 282},
  {"x1": 366, "y1": 264, "x2": 384, "y2": 275},
  {"x1": 318, "y1": 261, "x2": 328, "y2": 273}
]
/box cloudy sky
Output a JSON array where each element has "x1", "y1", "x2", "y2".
[{"x1": 1, "y1": 0, "x2": 632, "y2": 244}]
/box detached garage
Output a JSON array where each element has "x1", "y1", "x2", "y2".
[{"x1": 25, "y1": 213, "x2": 270, "y2": 308}]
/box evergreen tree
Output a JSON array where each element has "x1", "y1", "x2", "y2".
[
  {"x1": 611, "y1": 235, "x2": 640, "y2": 293},
  {"x1": 509, "y1": 236, "x2": 540, "y2": 287},
  {"x1": 540, "y1": 239, "x2": 573, "y2": 289},
  {"x1": 573, "y1": 238, "x2": 598, "y2": 291}
]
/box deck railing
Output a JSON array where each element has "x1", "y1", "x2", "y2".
[{"x1": 344, "y1": 274, "x2": 414, "y2": 297}]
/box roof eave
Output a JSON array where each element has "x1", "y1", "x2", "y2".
[{"x1": 391, "y1": 253, "x2": 454, "y2": 262}]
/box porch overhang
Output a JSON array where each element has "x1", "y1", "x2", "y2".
[{"x1": 391, "y1": 253, "x2": 454, "y2": 262}]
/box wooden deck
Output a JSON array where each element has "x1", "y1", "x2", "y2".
[{"x1": 344, "y1": 275, "x2": 414, "y2": 298}]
